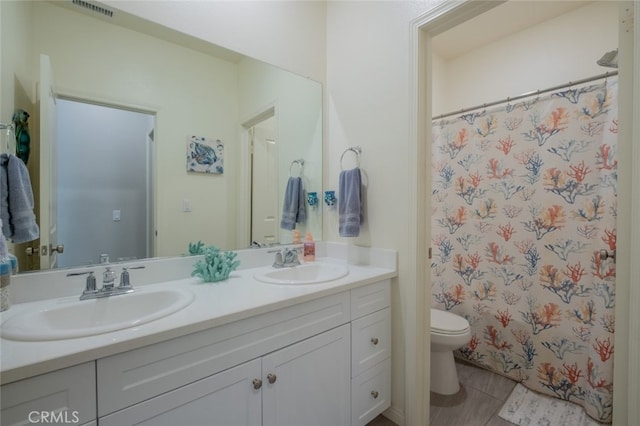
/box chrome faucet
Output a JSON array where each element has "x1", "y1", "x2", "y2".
[
  {"x1": 70, "y1": 266, "x2": 139, "y2": 300},
  {"x1": 272, "y1": 248, "x2": 301, "y2": 268}
]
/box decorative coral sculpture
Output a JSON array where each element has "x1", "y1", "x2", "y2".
[
  {"x1": 191, "y1": 245, "x2": 240, "y2": 283},
  {"x1": 188, "y1": 240, "x2": 206, "y2": 255}
]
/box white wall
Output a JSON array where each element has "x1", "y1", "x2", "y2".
[{"x1": 433, "y1": 2, "x2": 619, "y2": 116}]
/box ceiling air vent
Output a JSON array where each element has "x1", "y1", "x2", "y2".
[{"x1": 71, "y1": 0, "x2": 114, "y2": 18}]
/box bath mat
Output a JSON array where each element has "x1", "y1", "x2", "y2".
[{"x1": 498, "y1": 384, "x2": 603, "y2": 425}]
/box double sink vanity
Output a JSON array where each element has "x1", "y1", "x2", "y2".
[{"x1": 0, "y1": 243, "x2": 396, "y2": 426}]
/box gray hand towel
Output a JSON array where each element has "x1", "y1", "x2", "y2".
[
  {"x1": 0, "y1": 154, "x2": 40, "y2": 243},
  {"x1": 338, "y1": 167, "x2": 363, "y2": 237},
  {"x1": 280, "y1": 176, "x2": 306, "y2": 230}
]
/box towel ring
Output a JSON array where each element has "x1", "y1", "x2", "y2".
[
  {"x1": 340, "y1": 146, "x2": 362, "y2": 170},
  {"x1": 289, "y1": 159, "x2": 304, "y2": 177}
]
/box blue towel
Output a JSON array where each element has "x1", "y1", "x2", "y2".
[
  {"x1": 280, "y1": 176, "x2": 306, "y2": 230},
  {"x1": 338, "y1": 167, "x2": 363, "y2": 237},
  {"x1": 0, "y1": 154, "x2": 40, "y2": 243}
]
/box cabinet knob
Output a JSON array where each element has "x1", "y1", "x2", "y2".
[
  {"x1": 252, "y1": 379, "x2": 263, "y2": 390},
  {"x1": 267, "y1": 373, "x2": 277, "y2": 384},
  {"x1": 371, "y1": 337, "x2": 379, "y2": 345},
  {"x1": 371, "y1": 390, "x2": 379, "y2": 399}
]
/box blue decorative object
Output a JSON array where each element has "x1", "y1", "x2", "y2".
[
  {"x1": 191, "y1": 245, "x2": 240, "y2": 282},
  {"x1": 324, "y1": 190, "x2": 337, "y2": 207},
  {"x1": 307, "y1": 191, "x2": 318, "y2": 207},
  {"x1": 12, "y1": 109, "x2": 30, "y2": 165},
  {"x1": 188, "y1": 240, "x2": 205, "y2": 255}
]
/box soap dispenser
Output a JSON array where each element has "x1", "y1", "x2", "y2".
[{"x1": 303, "y1": 232, "x2": 316, "y2": 262}]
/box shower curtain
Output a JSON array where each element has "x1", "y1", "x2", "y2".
[{"x1": 431, "y1": 77, "x2": 617, "y2": 423}]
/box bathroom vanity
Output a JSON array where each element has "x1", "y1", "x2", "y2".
[{"x1": 0, "y1": 244, "x2": 396, "y2": 426}]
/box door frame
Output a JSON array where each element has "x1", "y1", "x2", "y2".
[
  {"x1": 52, "y1": 90, "x2": 157, "y2": 264},
  {"x1": 409, "y1": 1, "x2": 640, "y2": 424}
]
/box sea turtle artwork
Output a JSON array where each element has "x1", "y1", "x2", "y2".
[{"x1": 187, "y1": 135, "x2": 224, "y2": 174}]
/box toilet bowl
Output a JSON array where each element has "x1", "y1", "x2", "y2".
[{"x1": 430, "y1": 308, "x2": 471, "y2": 395}]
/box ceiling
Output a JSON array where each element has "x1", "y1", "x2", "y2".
[{"x1": 432, "y1": 1, "x2": 592, "y2": 60}]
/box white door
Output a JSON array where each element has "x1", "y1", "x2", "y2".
[
  {"x1": 251, "y1": 117, "x2": 278, "y2": 245},
  {"x1": 262, "y1": 324, "x2": 351, "y2": 426},
  {"x1": 38, "y1": 54, "x2": 59, "y2": 269}
]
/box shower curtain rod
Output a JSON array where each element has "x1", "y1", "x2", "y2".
[{"x1": 433, "y1": 70, "x2": 618, "y2": 120}]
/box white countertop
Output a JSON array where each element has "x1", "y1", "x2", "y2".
[{"x1": 0, "y1": 254, "x2": 396, "y2": 385}]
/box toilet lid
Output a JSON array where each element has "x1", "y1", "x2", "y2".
[{"x1": 431, "y1": 309, "x2": 470, "y2": 335}]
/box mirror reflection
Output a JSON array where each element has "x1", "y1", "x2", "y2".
[{"x1": 1, "y1": 0, "x2": 323, "y2": 273}]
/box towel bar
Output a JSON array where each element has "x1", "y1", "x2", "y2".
[
  {"x1": 289, "y1": 159, "x2": 304, "y2": 177},
  {"x1": 340, "y1": 146, "x2": 362, "y2": 170}
]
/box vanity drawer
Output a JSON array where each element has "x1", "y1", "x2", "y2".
[
  {"x1": 351, "y1": 358, "x2": 391, "y2": 426},
  {"x1": 0, "y1": 362, "x2": 96, "y2": 426},
  {"x1": 97, "y1": 291, "x2": 350, "y2": 416},
  {"x1": 351, "y1": 307, "x2": 391, "y2": 377},
  {"x1": 350, "y1": 280, "x2": 390, "y2": 319}
]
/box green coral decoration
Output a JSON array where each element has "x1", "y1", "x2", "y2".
[
  {"x1": 191, "y1": 245, "x2": 240, "y2": 283},
  {"x1": 188, "y1": 240, "x2": 206, "y2": 255}
]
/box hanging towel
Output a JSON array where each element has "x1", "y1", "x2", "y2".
[
  {"x1": 280, "y1": 176, "x2": 306, "y2": 230},
  {"x1": 0, "y1": 154, "x2": 39, "y2": 243},
  {"x1": 338, "y1": 167, "x2": 363, "y2": 237}
]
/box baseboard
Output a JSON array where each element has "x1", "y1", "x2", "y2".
[{"x1": 382, "y1": 404, "x2": 405, "y2": 425}]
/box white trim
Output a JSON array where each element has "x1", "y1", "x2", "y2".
[
  {"x1": 625, "y1": 2, "x2": 640, "y2": 422},
  {"x1": 407, "y1": 14, "x2": 427, "y2": 426}
]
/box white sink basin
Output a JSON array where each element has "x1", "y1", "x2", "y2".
[
  {"x1": 1, "y1": 288, "x2": 194, "y2": 341},
  {"x1": 254, "y1": 262, "x2": 349, "y2": 285}
]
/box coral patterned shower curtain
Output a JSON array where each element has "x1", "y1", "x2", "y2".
[{"x1": 431, "y1": 78, "x2": 617, "y2": 423}]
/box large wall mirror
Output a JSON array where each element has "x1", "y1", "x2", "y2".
[{"x1": 1, "y1": 0, "x2": 323, "y2": 273}]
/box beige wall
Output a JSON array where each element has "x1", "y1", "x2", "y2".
[
  {"x1": 433, "y1": 2, "x2": 619, "y2": 116},
  {"x1": 1, "y1": 1, "x2": 323, "y2": 259},
  {"x1": 237, "y1": 58, "x2": 323, "y2": 243},
  {"x1": 33, "y1": 2, "x2": 241, "y2": 255},
  {"x1": 102, "y1": 0, "x2": 327, "y2": 85}
]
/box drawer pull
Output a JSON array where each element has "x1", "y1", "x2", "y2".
[
  {"x1": 371, "y1": 337, "x2": 379, "y2": 345},
  {"x1": 267, "y1": 373, "x2": 277, "y2": 384},
  {"x1": 371, "y1": 390, "x2": 379, "y2": 399},
  {"x1": 252, "y1": 379, "x2": 263, "y2": 390}
]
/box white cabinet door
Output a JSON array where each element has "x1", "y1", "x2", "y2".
[
  {"x1": 262, "y1": 324, "x2": 351, "y2": 426},
  {"x1": 0, "y1": 362, "x2": 96, "y2": 426},
  {"x1": 99, "y1": 359, "x2": 261, "y2": 426}
]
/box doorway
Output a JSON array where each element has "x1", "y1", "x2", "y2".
[
  {"x1": 55, "y1": 99, "x2": 154, "y2": 267},
  {"x1": 412, "y1": 1, "x2": 639, "y2": 424},
  {"x1": 249, "y1": 115, "x2": 278, "y2": 246}
]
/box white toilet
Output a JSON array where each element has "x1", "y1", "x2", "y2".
[{"x1": 430, "y1": 308, "x2": 471, "y2": 395}]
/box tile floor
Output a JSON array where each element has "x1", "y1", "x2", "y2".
[{"x1": 367, "y1": 359, "x2": 518, "y2": 426}]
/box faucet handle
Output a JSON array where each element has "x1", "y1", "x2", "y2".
[
  {"x1": 119, "y1": 267, "x2": 132, "y2": 289},
  {"x1": 273, "y1": 251, "x2": 284, "y2": 268},
  {"x1": 81, "y1": 272, "x2": 97, "y2": 297},
  {"x1": 85, "y1": 272, "x2": 97, "y2": 292}
]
